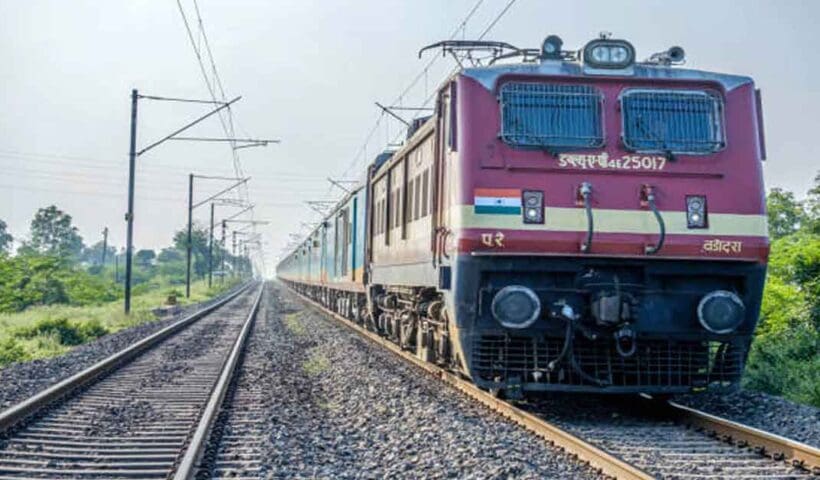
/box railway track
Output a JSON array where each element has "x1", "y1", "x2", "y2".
[
  {"x1": 0, "y1": 282, "x2": 263, "y2": 479},
  {"x1": 190, "y1": 285, "x2": 276, "y2": 479},
  {"x1": 289, "y1": 287, "x2": 820, "y2": 480}
]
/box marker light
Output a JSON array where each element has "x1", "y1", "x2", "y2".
[
  {"x1": 583, "y1": 39, "x2": 635, "y2": 69},
  {"x1": 522, "y1": 190, "x2": 544, "y2": 224},
  {"x1": 686, "y1": 195, "x2": 708, "y2": 229}
]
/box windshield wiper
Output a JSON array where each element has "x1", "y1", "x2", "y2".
[{"x1": 635, "y1": 116, "x2": 676, "y2": 162}]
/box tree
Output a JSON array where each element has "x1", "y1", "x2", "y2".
[
  {"x1": 0, "y1": 219, "x2": 12, "y2": 254},
  {"x1": 135, "y1": 249, "x2": 156, "y2": 267},
  {"x1": 805, "y1": 171, "x2": 820, "y2": 234},
  {"x1": 766, "y1": 188, "x2": 806, "y2": 239},
  {"x1": 27, "y1": 206, "x2": 84, "y2": 259},
  {"x1": 173, "y1": 225, "x2": 210, "y2": 278},
  {"x1": 82, "y1": 241, "x2": 117, "y2": 266},
  {"x1": 158, "y1": 247, "x2": 183, "y2": 263}
]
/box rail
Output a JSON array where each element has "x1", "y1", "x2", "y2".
[
  {"x1": 0, "y1": 280, "x2": 254, "y2": 434},
  {"x1": 667, "y1": 401, "x2": 820, "y2": 475},
  {"x1": 173, "y1": 283, "x2": 265, "y2": 479}
]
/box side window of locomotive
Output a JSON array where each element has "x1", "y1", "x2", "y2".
[
  {"x1": 499, "y1": 82, "x2": 603, "y2": 149},
  {"x1": 414, "y1": 176, "x2": 421, "y2": 220},
  {"x1": 421, "y1": 168, "x2": 430, "y2": 218},
  {"x1": 621, "y1": 89, "x2": 724, "y2": 154}
]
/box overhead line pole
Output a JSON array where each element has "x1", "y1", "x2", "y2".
[
  {"x1": 186, "y1": 174, "x2": 194, "y2": 298},
  {"x1": 101, "y1": 227, "x2": 109, "y2": 266},
  {"x1": 186, "y1": 175, "x2": 249, "y2": 298},
  {"x1": 124, "y1": 92, "x2": 249, "y2": 313},
  {"x1": 192, "y1": 178, "x2": 250, "y2": 209},
  {"x1": 169, "y1": 137, "x2": 280, "y2": 144},
  {"x1": 136, "y1": 96, "x2": 241, "y2": 156},
  {"x1": 208, "y1": 202, "x2": 215, "y2": 288},
  {"x1": 221, "y1": 220, "x2": 226, "y2": 284},
  {"x1": 124, "y1": 89, "x2": 139, "y2": 314}
]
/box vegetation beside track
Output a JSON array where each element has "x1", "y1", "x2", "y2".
[
  {"x1": 0, "y1": 278, "x2": 240, "y2": 366},
  {"x1": 0, "y1": 204, "x2": 249, "y2": 368},
  {"x1": 748, "y1": 173, "x2": 820, "y2": 407}
]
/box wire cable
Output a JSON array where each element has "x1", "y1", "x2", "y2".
[{"x1": 338, "y1": 0, "x2": 486, "y2": 179}]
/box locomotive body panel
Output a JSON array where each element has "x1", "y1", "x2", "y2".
[{"x1": 452, "y1": 73, "x2": 767, "y2": 263}]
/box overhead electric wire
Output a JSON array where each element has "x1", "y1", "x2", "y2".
[
  {"x1": 477, "y1": 0, "x2": 518, "y2": 40},
  {"x1": 0, "y1": 164, "x2": 331, "y2": 193},
  {"x1": 361, "y1": 0, "x2": 520, "y2": 169},
  {"x1": 0, "y1": 151, "x2": 327, "y2": 181},
  {"x1": 338, "y1": 0, "x2": 486, "y2": 180},
  {"x1": 183, "y1": 0, "x2": 269, "y2": 273},
  {"x1": 175, "y1": 0, "x2": 252, "y2": 261}
]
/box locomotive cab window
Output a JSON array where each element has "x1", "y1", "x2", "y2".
[
  {"x1": 499, "y1": 82, "x2": 603, "y2": 149},
  {"x1": 621, "y1": 89, "x2": 724, "y2": 154}
]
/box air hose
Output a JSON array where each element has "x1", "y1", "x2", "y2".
[
  {"x1": 645, "y1": 190, "x2": 666, "y2": 255},
  {"x1": 548, "y1": 304, "x2": 611, "y2": 386}
]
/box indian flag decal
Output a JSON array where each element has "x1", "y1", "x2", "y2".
[{"x1": 474, "y1": 188, "x2": 521, "y2": 215}]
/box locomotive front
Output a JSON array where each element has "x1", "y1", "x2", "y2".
[{"x1": 445, "y1": 35, "x2": 768, "y2": 396}]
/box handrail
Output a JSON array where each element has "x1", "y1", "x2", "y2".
[{"x1": 580, "y1": 182, "x2": 594, "y2": 253}]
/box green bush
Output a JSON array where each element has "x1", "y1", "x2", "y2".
[
  {"x1": 744, "y1": 230, "x2": 820, "y2": 407},
  {"x1": 0, "y1": 337, "x2": 29, "y2": 364},
  {"x1": 744, "y1": 322, "x2": 820, "y2": 407},
  {"x1": 75, "y1": 319, "x2": 108, "y2": 341},
  {"x1": 14, "y1": 316, "x2": 109, "y2": 346},
  {"x1": 0, "y1": 253, "x2": 118, "y2": 313}
]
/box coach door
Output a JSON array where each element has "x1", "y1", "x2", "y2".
[
  {"x1": 434, "y1": 82, "x2": 456, "y2": 267},
  {"x1": 321, "y1": 223, "x2": 328, "y2": 283},
  {"x1": 336, "y1": 208, "x2": 349, "y2": 278}
]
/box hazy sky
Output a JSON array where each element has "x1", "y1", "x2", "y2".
[{"x1": 1, "y1": 0, "x2": 819, "y2": 276}]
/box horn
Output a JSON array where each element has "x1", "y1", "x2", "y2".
[{"x1": 667, "y1": 46, "x2": 685, "y2": 63}]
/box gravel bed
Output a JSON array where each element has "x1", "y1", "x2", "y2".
[
  {"x1": 676, "y1": 390, "x2": 820, "y2": 448},
  {"x1": 246, "y1": 285, "x2": 601, "y2": 480},
  {"x1": 0, "y1": 283, "x2": 246, "y2": 410}
]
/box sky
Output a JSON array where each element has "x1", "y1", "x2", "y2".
[{"x1": 1, "y1": 0, "x2": 819, "y2": 277}]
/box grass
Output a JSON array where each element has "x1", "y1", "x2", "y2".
[
  {"x1": 283, "y1": 313, "x2": 307, "y2": 336},
  {"x1": 303, "y1": 349, "x2": 330, "y2": 376},
  {"x1": 0, "y1": 278, "x2": 241, "y2": 367}
]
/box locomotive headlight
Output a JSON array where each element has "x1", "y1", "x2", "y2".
[
  {"x1": 698, "y1": 290, "x2": 745, "y2": 334},
  {"x1": 491, "y1": 286, "x2": 541, "y2": 329},
  {"x1": 686, "y1": 195, "x2": 708, "y2": 229},
  {"x1": 583, "y1": 39, "x2": 635, "y2": 69},
  {"x1": 522, "y1": 190, "x2": 544, "y2": 224}
]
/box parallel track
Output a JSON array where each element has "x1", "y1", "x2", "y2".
[
  {"x1": 0, "y1": 282, "x2": 263, "y2": 480},
  {"x1": 289, "y1": 287, "x2": 820, "y2": 480}
]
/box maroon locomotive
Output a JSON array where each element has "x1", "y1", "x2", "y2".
[{"x1": 278, "y1": 34, "x2": 768, "y2": 398}]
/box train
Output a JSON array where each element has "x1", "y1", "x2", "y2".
[{"x1": 277, "y1": 34, "x2": 768, "y2": 398}]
